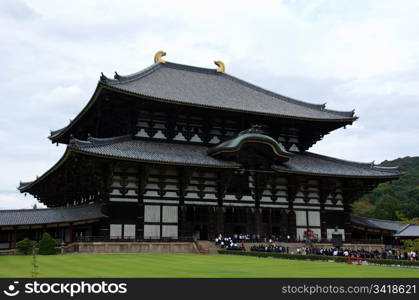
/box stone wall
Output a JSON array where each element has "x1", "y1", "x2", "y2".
[{"x1": 71, "y1": 242, "x2": 199, "y2": 254}]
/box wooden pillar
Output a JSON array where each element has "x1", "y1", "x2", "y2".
[
  {"x1": 319, "y1": 179, "x2": 335, "y2": 241},
  {"x1": 254, "y1": 208, "x2": 262, "y2": 236},
  {"x1": 253, "y1": 172, "x2": 262, "y2": 209},
  {"x1": 319, "y1": 191, "x2": 327, "y2": 241},
  {"x1": 69, "y1": 223, "x2": 74, "y2": 243},
  {"x1": 267, "y1": 208, "x2": 272, "y2": 236},
  {"x1": 246, "y1": 208, "x2": 254, "y2": 235},
  {"x1": 215, "y1": 207, "x2": 224, "y2": 236},
  {"x1": 342, "y1": 203, "x2": 352, "y2": 243},
  {"x1": 178, "y1": 206, "x2": 186, "y2": 239},
  {"x1": 280, "y1": 210, "x2": 288, "y2": 238},
  {"x1": 11, "y1": 227, "x2": 17, "y2": 249},
  {"x1": 341, "y1": 182, "x2": 353, "y2": 243}
]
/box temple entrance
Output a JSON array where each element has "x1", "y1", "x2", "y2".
[
  {"x1": 272, "y1": 226, "x2": 281, "y2": 236},
  {"x1": 234, "y1": 225, "x2": 246, "y2": 234},
  {"x1": 193, "y1": 225, "x2": 208, "y2": 240}
]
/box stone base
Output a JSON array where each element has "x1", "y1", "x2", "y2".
[{"x1": 64, "y1": 242, "x2": 199, "y2": 254}]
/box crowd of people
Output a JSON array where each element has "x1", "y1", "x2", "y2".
[
  {"x1": 214, "y1": 234, "x2": 417, "y2": 261},
  {"x1": 250, "y1": 244, "x2": 289, "y2": 253},
  {"x1": 214, "y1": 235, "x2": 245, "y2": 251},
  {"x1": 245, "y1": 244, "x2": 417, "y2": 261},
  {"x1": 214, "y1": 233, "x2": 297, "y2": 244},
  {"x1": 310, "y1": 247, "x2": 418, "y2": 260}
]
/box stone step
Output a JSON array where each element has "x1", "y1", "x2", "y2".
[{"x1": 195, "y1": 240, "x2": 219, "y2": 254}]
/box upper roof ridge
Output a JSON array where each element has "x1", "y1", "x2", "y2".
[
  {"x1": 100, "y1": 63, "x2": 162, "y2": 84},
  {"x1": 69, "y1": 135, "x2": 132, "y2": 148},
  {"x1": 49, "y1": 58, "x2": 359, "y2": 144},
  {"x1": 164, "y1": 61, "x2": 220, "y2": 74},
  {"x1": 103, "y1": 61, "x2": 356, "y2": 117},
  {"x1": 373, "y1": 165, "x2": 400, "y2": 170}
]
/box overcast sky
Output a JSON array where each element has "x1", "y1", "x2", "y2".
[{"x1": 1, "y1": 0, "x2": 418, "y2": 209}]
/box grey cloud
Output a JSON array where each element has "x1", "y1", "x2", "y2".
[{"x1": 0, "y1": 0, "x2": 39, "y2": 20}]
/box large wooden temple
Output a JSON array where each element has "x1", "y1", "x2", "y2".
[{"x1": 1, "y1": 51, "x2": 402, "y2": 248}]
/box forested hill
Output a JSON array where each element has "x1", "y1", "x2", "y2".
[{"x1": 352, "y1": 156, "x2": 419, "y2": 220}]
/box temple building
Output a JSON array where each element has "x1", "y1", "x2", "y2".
[{"x1": 0, "y1": 51, "x2": 402, "y2": 249}]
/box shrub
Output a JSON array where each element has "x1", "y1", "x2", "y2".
[
  {"x1": 16, "y1": 238, "x2": 34, "y2": 255},
  {"x1": 364, "y1": 258, "x2": 419, "y2": 267},
  {"x1": 401, "y1": 238, "x2": 419, "y2": 252},
  {"x1": 38, "y1": 232, "x2": 57, "y2": 255}
]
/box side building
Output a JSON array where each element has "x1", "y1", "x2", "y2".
[{"x1": 0, "y1": 52, "x2": 401, "y2": 249}]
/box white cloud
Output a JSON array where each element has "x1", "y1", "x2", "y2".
[{"x1": 0, "y1": 193, "x2": 45, "y2": 210}]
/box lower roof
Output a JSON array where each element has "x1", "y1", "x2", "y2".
[
  {"x1": 70, "y1": 135, "x2": 240, "y2": 168},
  {"x1": 272, "y1": 152, "x2": 401, "y2": 178},
  {"x1": 19, "y1": 136, "x2": 400, "y2": 193},
  {"x1": 350, "y1": 215, "x2": 404, "y2": 232},
  {"x1": 351, "y1": 215, "x2": 419, "y2": 237},
  {"x1": 70, "y1": 136, "x2": 400, "y2": 177},
  {"x1": 393, "y1": 224, "x2": 419, "y2": 237},
  {"x1": 0, "y1": 203, "x2": 105, "y2": 227}
]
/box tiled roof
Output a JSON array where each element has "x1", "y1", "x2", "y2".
[
  {"x1": 0, "y1": 203, "x2": 105, "y2": 226},
  {"x1": 273, "y1": 152, "x2": 401, "y2": 178},
  {"x1": 350, "y1": 215, "x2": 404, "y2": 232},
  {"x1": 49, "y1": 61, "x2": 357, "y2": 142},
  {"x1": 20, "y1": 136, "x2": 401, "y2": 193},
  {"x1": 18, "y1": 181, "x2": 34, "y2": 190},
  {"x1": 72, "y1": 136, "x2": 399, "y2": 177},
  {"x1": 208, "y1": 128, "x2": 292, "y2": 161},
  {"x1": 394, "y1": 224, "x2": 419, "y2": 237},
  {"x1": 100, "y1": 62, "x2": 356, "y2": 121},
  {"x1": 69, "y1": 135, "x2": 240, "y2": 168}
]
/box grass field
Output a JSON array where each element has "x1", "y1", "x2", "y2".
[{"x1": 0, "y1": 254, "x2": 418, "y2": 278}]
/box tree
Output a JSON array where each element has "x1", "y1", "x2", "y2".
[
  {"x1": 38, "y1": 232, "x2": 57, "y2": 255},
  {"x1": 16, "y1": 238, "x2": 35, "y2": 255},
  {"x1": 354, "y1": 156, "x2": 419, "y2": 220},
  {"x1": 395, "y1": 211, "x2": 419, "y2": 225},
  {"x1": 401, "y1": 239, "x2": 419, "y2": 252},
  {"x1": 374, "y1": 195, "x2": 401, "y2": 220},
  {"x1": 352, "y1": 200, "x2": 376, "y2": 217}
]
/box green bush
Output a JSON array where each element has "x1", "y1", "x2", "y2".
[
  {"x1": 365, "y1": 258, "x2": 419, "y2": 267},
  {"x1": 16, "y1": 238, "x2": 34, "y2": 255},
  {"x1": 38, "y1": 232, "x2": 57, "y2": 255},
  {"x1": 218, "y1": 250, "x2": 419, "y2": 267}
]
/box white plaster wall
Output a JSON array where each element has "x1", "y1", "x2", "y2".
[
  {"x1": 124, "y1": 224, "x2": 136, "y2": 238},
  {"x1": 144, "y1": 225, "x2": 160, "y2": 239},
  {"x1": 110, "y1": 224, "x2": 122, "y2": 238},
  {"x1": 296, "y1": 228, "x2": 306, "y2": 240},
  {"x1": 162, "y1": 225, "x2": 178, "y2": 239},
  {"x1": 295, "y1": 210, "x2": 307, "y2": 226},
  {"x1": 144, "y1": 205, "x2": 160, "y2": 222},
  {"x1": 308, "y1": 211, "x2": 320, "y2": 227},
  {"x1": 162, "y1": 206, "x2": 178, "y2": 223}
]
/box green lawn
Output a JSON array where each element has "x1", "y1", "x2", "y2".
[{"x1": 0, "y1": 254, "x2": 418, "y2": 278}]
